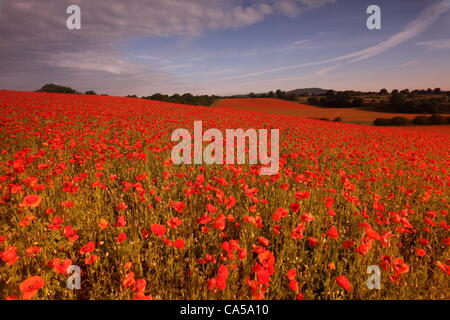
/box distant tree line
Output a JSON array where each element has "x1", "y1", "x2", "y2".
[
  {"x1": 380, "y1": 91, "x2": 446, "y2": 114},
  {"x1": 307, "y1": 90, "x2": 364, "y2": 108},
  {"x1": 305, "y1": 88, "x2": 449, "y2": 114},
  {"x1": 373, "y1": 114, "x2": 450, "y2": 126},
  {"x1": 141, "y1": 93, "x2": 218, "y2": 106},
  {"x1": 37, "y1": 83, "x2": 79, "y2": 94},
  {"x1": 36, "y1": 84, "x2": 216, "y2": 106},
  {"x1": 37, "y1": 84, "x2": 104, "y2": 96},
  {"x1": 235, "y1": 89, "x2": 303, "y2": 101}
]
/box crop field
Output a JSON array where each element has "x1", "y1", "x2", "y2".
[
  {"x1": 0, "y1": 90, "x2": 449, "y2": 300},
  {"x1": 216, "y1": 98, "x2": 450, "y2": 134}
]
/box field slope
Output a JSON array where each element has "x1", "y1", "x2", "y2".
[
  {"x1": 0, "y1": 90, "x2": 449, "y2": 300},
  {"x1": 216, "y1": 98, "x2": 450, "y2": 134}
]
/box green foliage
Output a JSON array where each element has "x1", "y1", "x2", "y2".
[
  {"x1": 142, "y1": 93, "x2": 218, "y2": 106},
  {"x1": 376, "y1": 114, "x2": 450, "y2": 126},
  {"x1": 429, "y1": 113, "x2": 447, "y2": 125},
  {"x1": 308, "y1": 91, "x2": 355, "y2": 108},
  {"x1": 351, "y1": 98, "x2": 363, "y2": 108},
  {"x1": 37, "y1": 83, "x2": 78, "y2": 94},
  {"x1": 412, "y1": 116, "x2": 432, "y2": 125},
  {"x1": 373, "y1": 118, "x2": 393, "y2": 126},
  {"x1": 307, "y1": 97, "x2": 320, "y2": 105},
  {"x1": 391, "y1": 117, "x2": 411, "y2": 126}
]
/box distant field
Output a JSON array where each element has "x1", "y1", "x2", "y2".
[{"x1": 216, "y1": 98, "x2": 450, "y2": 134}]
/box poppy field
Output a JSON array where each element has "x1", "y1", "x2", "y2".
[{"x1": 0, "y1": 90, "x2": 449, "y2": 300}]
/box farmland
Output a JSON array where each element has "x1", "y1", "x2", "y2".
[
  {"x1": 216, "y1": 98, "x2": 450, "y2": 134},
  {"x1": 0, "y1": 90, "x2": 449, "y2": 300}
]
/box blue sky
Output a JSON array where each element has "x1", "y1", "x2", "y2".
[{"x1": 1, "y1": 0, "x2": 450, "y2": 96}]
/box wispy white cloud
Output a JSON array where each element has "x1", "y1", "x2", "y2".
[
  {"x1": 0, "y1": 0, "x2": 336, "y2": 95},
  {"x1": 161, "y1": 64, "x2": 192, "y2": 71},
  {"x1": 221, "y1": 0, "x2": 450, "y2": 81},
  {"x1": 400, "y1": 59, "x2": 423, "y2": 67},
  {"x1": 241, "y1": 39, "x2": 311, "y2": 57},
  {"x1": 417, "y1": 38, "x2": 450, "y2": 50},
  {"x1": 275, "y1": 0, "x2": 335, "y2": 17}
]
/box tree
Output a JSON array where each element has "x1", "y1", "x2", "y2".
[
  {"x1": 413, "y1": 116, "x2": 432, "y2": 125},
  {"x1": 433, "y1": 88, "x2": 442, "y2": 95},
  {"x1": 400, "y1": 89, "x2": 409, "y2": 95},
  {"x1": 307, "y1": 97, "x2": 319, "y2": 105},
  {"x1": 389, "y1": 92, "x2": 406, "y2": 110},
  {"x1": 373, "y1": 118, "x2": 392, "y2": 126},
  {"x1": 286, "y1": 93, "x2": 296, "y2": 101},
  {"x1": 37, "y1": 83, "x2": 78, "y2": 94},
  {"x1": 351, "y1": 98, "x2": 364, "y2": 108},
  {"x1": 326, "y1": 90, "x2": 335, "y2": 99},
  {"x1": 379, "y1": 88, "x2": 388, "y2": 95}
]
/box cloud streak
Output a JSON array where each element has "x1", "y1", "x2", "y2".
[
  {"x1": 400, "y1": 59, "x2": 423, "y2": 67},
  {"x1": 221, "y1": 0, "x2": 450, "y2": 81},
  {"x1": 0, "y1": 0, "x2": 335, "y2": 95},
  {"x1": 417, "y1": 38, "x2": 450, "y2": 50}
]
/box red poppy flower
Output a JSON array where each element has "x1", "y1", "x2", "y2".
[
  {"x1": 122, "y1": 272, "x2": 136, "y2": 287},
  {"x1": 52, "y1": 258, "x2": 72, "y2": 274},
  {"x1": 301, "y1": 212, "x2": 314, "y2": 223},
  {"x1": 295, "y1": 191, "x2": 310, "y2": 200},
  {"x1": 173, "y1": 201, "x2": 185, "y2": 213},
  {"x1": 212, "y1": 214, "x2": 226, "y2": 230},
  {"x1": 225, "y1": 196, "x2": 236, "y2": 209},
  {"x1": 290, "y1": 202, "x2": 300, "y2": 212},
  {"x1": 258, "y1": 236, "x2": 269, "y2": 247},
  {"x1": 272, "y1": 207, "x2": 288, "y2": 222},
  {"x1": 63, "y1": 225, "x2": 79, "y2": 242},
  {"x1": 206, "y1": 203, "x2": 217, "y2": 213},
  {"x1": 289, "y1": 279, "x2": 299, "y2": 292},
  {"x1": 85, "y1": 254, "x2": 99, "y2": 265},
  {"x1": 1, "y1": 246, "x2": 19, "y2": 266},
  {"x1": 416, "y1": 248, "x2": 426, "y2": 257},
  {"x1": 308, "y1": 237, "x2": 320, "y2": 247},
  {"x1": 150, "y1": 224, "x2": 166, "y2": 236},
  {"x1": 98, "y1": 218, "x2": 109, "y2": 229},
  {"x1": 25, "y1": 246, "x2": 41, "y2": 258},
  {"x1": 326, "y1": 226, "x2": 339, "y2": 239},
  {"x1": 296, "y1": 292, "x2": 305, "y2": 300},
  {"x1": 19, "y1": 276, "x2": 45, "y2": 300},
  {"x1": 21, "y1": 195, "x2": 42, "y2": 208},
  {"x1": 291, "y1": 224, "x2": 305, "y2": 240},
  {"x1": 174, "y1": 239, "x2": 185, "y2": 249},
  {"x1": 335, "y1": 275, "x2": 352, "y2": 292},
  {"x1": 436, "y1": 261, "x2": 450, "y2": 275},
  {"x1": 393, "y1": 258, "x2": 409, "y2": 275},
  {"x1": 167, "y1": 216, "x2": 183, "y2": 228},
  {"x1": 116, "y1": 216, "x2": 127, "y2": 227},
  {"x1": 117, "y1": 202, "x2": 128, "y2": 210},
  {"x1": 61, "y1": 200, "x2": 74, "y2": 208},
  {"x1": 287, "y1": 269, "x2": 296, "y2": 281},
  {"x1": 80, "y1": 241, "x2": 95, "y2": 255},
  {"x1": 116, "y1": 232, "x2": 127, "y2": 243},
  {"x1": 18, "y1": 215, "x2": 36, "y2": 227}
]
